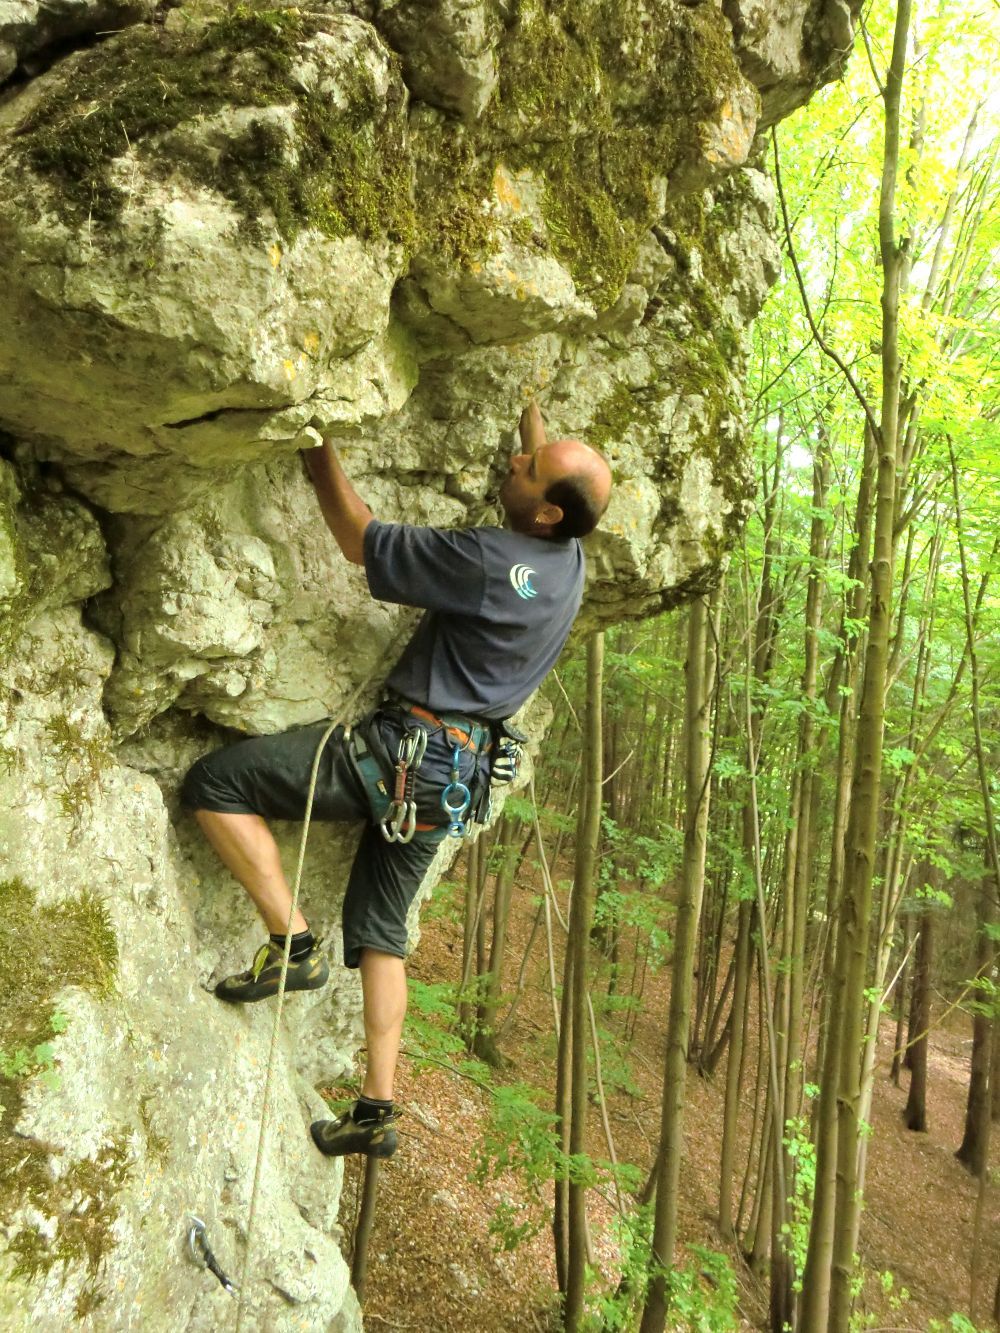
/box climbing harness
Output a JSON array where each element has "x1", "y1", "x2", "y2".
[
  {"x1": 440, "y1": 744, "x2": 472, "y2": 838},
  {"x1": 188, "y1": 1215, "x2": 238, "y2": 1296},
  {"x1": 380, "y1": 726, "x2": 428, "y2": 843},
  {"x1": 385, "y1": 695, "x2": 497, "y2": 839}
]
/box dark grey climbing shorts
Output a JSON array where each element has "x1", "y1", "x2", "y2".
[{"x1": 181, "y1": 714, "x2": 482, "y2": 968}]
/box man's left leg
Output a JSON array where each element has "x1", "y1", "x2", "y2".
[
  {"x1": 310, "y1": 946, "x2": 407, "y2": 1158},
  {"x1": 311, "y1": 823, "x2": 443, "y2": 1158},
  {"x1": 358, "y1": 948, "x2": 408, "y2": 1101},
  {"x1": 180, "y1": 723, "x2": 369, "y2": 1002}
]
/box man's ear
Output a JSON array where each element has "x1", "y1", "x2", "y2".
[{"x1": 535, "y1": 501, "x2": 563, "y2": 530}]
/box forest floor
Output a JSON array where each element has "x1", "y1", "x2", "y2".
[{"x1": 325, "y1": 859, "x2": 1000, "y2": 1332}]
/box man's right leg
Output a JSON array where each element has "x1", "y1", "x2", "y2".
[
  {"x1": 358, "y1": 947, "x2": 408, "y2": 1101},
  {"x1": 191, "y1": 807, "x2": 327, "y2": 1002},
  {"x1": 194, "y1": 810, "x2": 308, "y2": 936},
  {"x1": 181, "y1": 723, "x2": 368, "y2": 1002},
  {"x1": 310, "y1": 822, "x2": 443, "y2": 1158}
]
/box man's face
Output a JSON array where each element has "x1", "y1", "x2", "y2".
[{"x1": 498, "y1": 444, "x2": 555, "y2": 531}]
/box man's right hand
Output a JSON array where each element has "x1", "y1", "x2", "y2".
[{"x1": 518, "y1": 400, "x2": 547, "y2": 455}]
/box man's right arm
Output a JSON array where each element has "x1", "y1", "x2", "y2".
[{"x1": 302, "y1": 439, "x2": 373, "y2": 566}]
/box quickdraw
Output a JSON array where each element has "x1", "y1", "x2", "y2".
[
  {"x1": 187, "y1": 1214, "x2": 238, "y2": 1297},
  {"x1": 380, "y1": 726, "x2": 428, "y2": 843},
  {"x1": 440, "y1": 744, "x2": 472, "y2": 838}
]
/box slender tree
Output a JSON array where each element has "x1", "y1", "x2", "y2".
[
  {"x1": 639, "y1": 596, "x2": 715, "y2": 1333},
  {"x1": 560, "y1": 632, "x2": 604, "y2": 1331}
]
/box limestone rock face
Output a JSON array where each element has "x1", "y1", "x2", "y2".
[
  {"x1": 374, "y1": 0, "x2": 501, "y2": 120},
  {"x1": 0, "y1": 0, "x2": 155, "y2": 82},
  {"x1": 725, "y1": 0, "x2": 862, "y2": 124},
  {"x1": 0, "y1": 2, "x2": 853, "y2": 1328}
]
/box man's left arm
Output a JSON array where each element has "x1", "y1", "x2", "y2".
[{"x1": 302, "y1": 439, "x2": 373, "y2": 566}]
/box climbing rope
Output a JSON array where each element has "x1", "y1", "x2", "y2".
[{"x1": 232, "y1": 680, "x2": 369, "y2": 1333}]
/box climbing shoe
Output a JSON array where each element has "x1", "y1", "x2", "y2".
[
  {"x1": 310, "y1": 1109, "x2": 399, "y2": 1159},
  {"x1": 214, "y1": 939, "x2": 329, "y2": 1003}
]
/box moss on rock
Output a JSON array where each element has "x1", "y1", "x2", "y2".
[
  {"x1": 0, "y1": 879, "x2": 122, "y2": 1309},
  {"x1": 12, "y1": 4, "x2": 416, "y2": 247},
  {"x1": 10, "y1": 0, "x2": 748, "y2": 305},
  {"x1": 0, "y1": 877, "x2": 117, "y2": 1074},
  {"x1": 486, "y1": 0, "x2": 747, "y2": 305}
]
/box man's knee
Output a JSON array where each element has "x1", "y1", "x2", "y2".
[
  {"x1": 179, "y1": 750, "x2": 255, "y2": 816},
  {"x1": 179, "y1": 754, "x2": 213, "y2": 811}
]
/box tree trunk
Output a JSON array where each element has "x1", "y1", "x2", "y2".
[
  {"x1": 948, "y1": 446, "x2": 1000, "y2": 1175},
  {"x1": 990, "y1": 1014, "x2": 1000, "y2": 1123},
  {"x1": 890, "y1": 913, "x2": 913, "y2": 1085},
  {"x1": 956, "y1": 863, "x2": 995, "y2": 1176},
  {"x1": 903, "y1": 908, "x2": 933, "y2": 1132},
  {"x1": 719, "y1": 897, "x2": 753, "y2": 1240},
  {"x1": 799, "y1": 422, "x2": 876, "y2": 1333},
  {"x1": 562, "y1": 632, "x2": 604, "y2": 1332},
  {"x1": 459, "y1": 835, "x2": 489, "y2": 1041},
  {"x1": 639, "y1": 598, "x2": 714, "y2": 1333},
  {"x1": 825, "y1": 5, "x2": 913, "y2": 1325},
  {"x1": 474, "y1": 816, "x2": 521, "y2": 1066}
]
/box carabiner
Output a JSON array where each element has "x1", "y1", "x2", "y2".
[
  {"x1": 188, "y1": 1215, "x2": 238, "y2": 1296},
  {"x1": 380, "y1": 727, "x2": 428, "y2": 842}
]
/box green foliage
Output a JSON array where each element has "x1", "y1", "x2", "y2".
[
  {"x1": 667, "y1": 1246, "x2": 739, "y2": 1332},
  {"x1": 589, "y1": 1015, "x2": 641, "y2": 1098},
  {"x1": 0, "y1": 1011, "x2": 68, "y2": 1091},
  {"x1": 406, "y1": 978, "x2": 470, "y2": 1064},
  {"x1": 849, "y1": 1268, "x2": 912, "y2": 1331},
  {"x1": 927, "y1": 1317, "x2": 992, "y2": 1333},
  {"x1": 421, "y1": 877, "x2": 464, "y2": 927},
  {"x1": 964, "y1": 975, "x2": 1000, "y2": 1020},
  {"x1": 406, "y1": 974, "x2": 641, "y2": 1258},
  {"x1": 588, "y1": 1212, "x2": 738, "y2": 1332},
  {"x1": 589, "y1": 1202, "x2": 654, "y2": 1330},
  {"x1": 488, "y1": 1198, "x2": 543, "y2": 1253},
  {"x1": 781, "y1": 1114, "x2": 817, "y2": 1293},
  {"x1": 473, "y1": 1082, "x2": 563, "y2": 1202}
]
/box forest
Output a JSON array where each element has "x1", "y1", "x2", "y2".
[{"x1": 343, "y1": 2, "x2": 1000, "y2": 1329}]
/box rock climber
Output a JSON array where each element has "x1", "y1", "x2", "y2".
[{"x1": 181, "y1": 402, "x2": 612, "y2": 1159}]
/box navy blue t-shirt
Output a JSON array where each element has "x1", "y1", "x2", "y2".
[{"x1": 363, "y1": 521, "x2": 585, "y2": 720}]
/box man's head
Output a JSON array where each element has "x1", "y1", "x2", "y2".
[{"x1": 499, "y1": 437, "x2": 612, "y2": 540}]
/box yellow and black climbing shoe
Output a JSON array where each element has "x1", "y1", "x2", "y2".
[
  {"x1": 214, "y1": 940, "x2": 329, "y2": 1003},
  {"x1": 310, "y1": 1109, "x2": 399, "y2": 1159}
]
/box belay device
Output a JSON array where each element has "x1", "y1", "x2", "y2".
[{"x1": 440, "y1": 744, "x2": 472, "y2": 837}]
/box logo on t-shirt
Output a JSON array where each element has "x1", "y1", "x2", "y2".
[{"x1": 509, "y1": 564, "x2": 538, "y2": 600}]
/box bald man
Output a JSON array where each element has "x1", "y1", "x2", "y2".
[{"x1": 182, "y1": 403, "x2": 612, "y2": 1158}]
